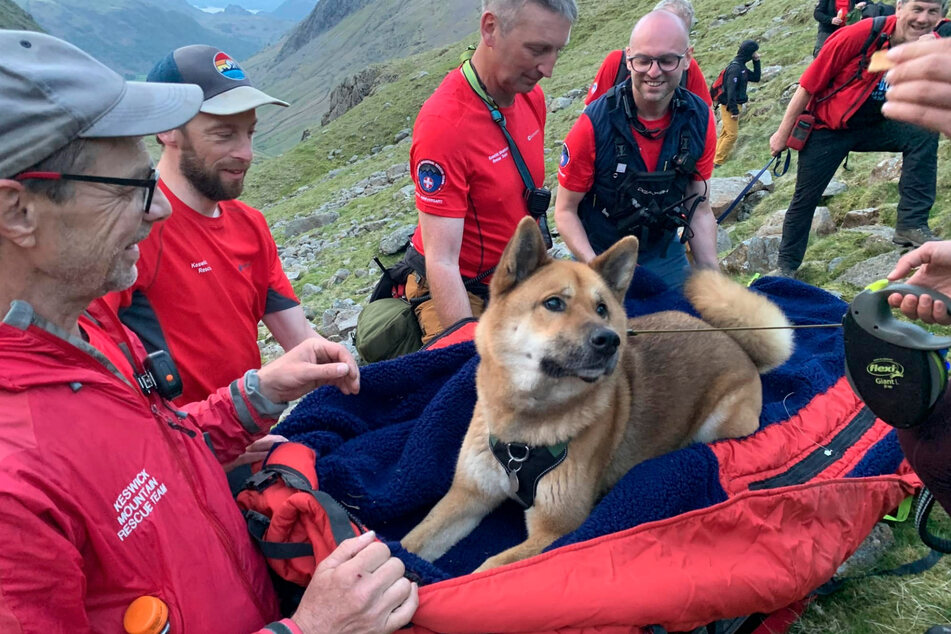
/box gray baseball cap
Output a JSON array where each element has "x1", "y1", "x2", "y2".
[
  {"x1": 147, "y1": 45, "x2": 288, "y2": 115},
  {"x1": 0, "y1": 31, "x2": 203, "y2": 179}
]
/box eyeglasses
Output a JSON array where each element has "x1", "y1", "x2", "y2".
[
  {"x1": 626, "y1": 51, "x2": 687, "y2": 73},
  {"x1": 14, "y1": 168, "x2": 159, "y2": 214}
]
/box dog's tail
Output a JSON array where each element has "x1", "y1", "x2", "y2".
[{"x1": 684, "y1": 270, "x2": 794, "y2": 373}]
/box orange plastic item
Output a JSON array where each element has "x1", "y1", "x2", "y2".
[
  {"x1": 837, "y1": 8, "x2": 846, "y2": 19},
  {"x1": 123, "y1": 596, "x2": 170, "y2": 634}
]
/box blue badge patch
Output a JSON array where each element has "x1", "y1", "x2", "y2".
[
  {"x1": 417, "y1": 160, "x2": 446, "y2": 195},
  {"x1": 560, "y1": 144, "x2": 570, "y2": 168}
]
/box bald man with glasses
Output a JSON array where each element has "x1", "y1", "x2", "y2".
[{"x1": 555, "y1": 10, "x2": 718, "y2": 290}]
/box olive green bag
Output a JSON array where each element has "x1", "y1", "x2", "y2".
[{"x1": 355, "y1": 298, "x2": 423, "y2": 363}]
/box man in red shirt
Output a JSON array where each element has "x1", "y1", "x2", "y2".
[
  {"x1": 406, "y1": 0, "x2": 576, "y2": 343},
  {"x1": 584, "y1": 0, "x2": 713, "y2": 108},
  {"x1": 109, "y1": 46, "x2": 352, "y2": 416},
  {"x1": 0, "y1": 31, "x2": 414, "y2": 633},
  {"x1": 769, "y1": 0, "x2": 943, "y2": 276},
  {"x1": 556, "y1": 10, "x2": 719, "y2": 290}
]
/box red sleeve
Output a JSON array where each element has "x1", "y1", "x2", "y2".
[
  {"x1": 695, "y1": 108, "x2": 717, "y2": 181},
  {"x1": 585, "y1": 50, "x2": 625, "y2": 105},
  {"x1": 253, "y1": 211, "x2": 298, "y2": 309},
  {"x1": 410, "y1": 94, "x2": 471, "y2": 218},
  {"x1": 687, "y1": 58, "x2": 713, "y2": 107},
  {"x1": 799, "y1": 20, "x2": 873, "y2": 95},
  {"x1": 557, "y1": 114, "x2": 597, "y2": 192}
]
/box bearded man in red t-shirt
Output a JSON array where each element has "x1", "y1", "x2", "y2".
[
  {"x1": 109, "y1": 46, "x2": 357, "y2": 412},
  {"x1": 405, "y1": 0, "x2": 576, "y2": 344}
]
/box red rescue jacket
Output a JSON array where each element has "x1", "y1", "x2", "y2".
[{"x1": 0, "y1": 299, "x2": 284, "y2": 632}]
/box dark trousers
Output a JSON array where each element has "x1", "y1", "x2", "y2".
[{"x1": 778, "y1": 120, "x2": 938, "y2": 271}]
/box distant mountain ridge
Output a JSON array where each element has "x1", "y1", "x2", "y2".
[
  {"x1": 245, "y1": 0, "x2": 481, "y2": 153},
  {"x1": 0, "y1": 0, "x2": 41, "y2": 30},
  {"x1": 18, "y1": 0, "x2": 294, "y2": 77}
]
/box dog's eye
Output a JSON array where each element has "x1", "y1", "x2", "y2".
[
  {"x1": 596, "y1": 303, "x2": 609, "y2": 318},
  {"x1": 543, "y1": 297, "x2": 566, "y2": 312}
]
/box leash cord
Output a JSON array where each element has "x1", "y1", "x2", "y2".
[{"x1": 627, "y1": 323, "x2": 842, "y2": 336}]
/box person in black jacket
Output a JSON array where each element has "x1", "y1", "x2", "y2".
[
  {"x1": 713, "y1": 39, "x2": 761, "y2": 167},
  {"x1": 814, "y1": 0, "x2": 868, "y2": 55}
]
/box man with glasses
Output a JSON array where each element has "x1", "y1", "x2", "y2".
[
  {"x1": 405, "y1": 0, "x2": 576, "y2": 345},
  {"x1": 108, "y1": 46, "x2": 345, "y2": 421},
  {"x1": 0, "y1": 31, "x2": 415, "y2": 633},
  {"x1": 769, "y1": 0, "x2": 945, "y2": 277},
  {"x1": 555, "y1": 9, "x2": 718, "y2": 289},
  {"x1": 583, "y1": 0, "x2": 713, "y2": 109}
]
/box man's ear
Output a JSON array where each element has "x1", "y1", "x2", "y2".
[
  {"x1": 0, "y1": 180, "x2": 37, "y2": 248},
  {"x1": 686, "y1": 45, "x2": 695, "y2": 60},
  {"x1": 156, "y1": 128, "x2": 180, "y2": 149},
  {"x1": 481, "y1": 10, "x2": 500, "y2": 47}
]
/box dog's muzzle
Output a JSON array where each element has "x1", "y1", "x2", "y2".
[{"x1": 540, "y1": 326, "x2": 621, "y2": 382}]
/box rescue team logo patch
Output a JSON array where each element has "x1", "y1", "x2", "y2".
[
  {"x1": 560, "y1": 144, "x2": 570, "y2": 168},
  {"x1": 417, "y1": 160, "x2": 446, "y2": 195},
  {"x1": 214, "y1": 52, "x2": 246, "y2": 81}
]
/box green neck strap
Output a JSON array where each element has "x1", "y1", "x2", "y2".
[{"x1": 461, "y1": 59, "x2": 498, "y2": 110}]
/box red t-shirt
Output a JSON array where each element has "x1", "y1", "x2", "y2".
[
  {"x1": 78, "y1": 314, "x2": 136, "y2": 385},
  {"x1": 801, "y1": 15, "x2": 897, "y2": 129},
  {"x1": 106, "y1": 181, "x2": 298, "y2": 405},
  {"x1": 558, "y1": 106, "x2": 716, "y2": 193},
  {"x1": 409, "y1": 67, "x2": 547, "y2": 279},
  {"x1": 584, "y1": 49, "x2": 713, "y2": 107}
]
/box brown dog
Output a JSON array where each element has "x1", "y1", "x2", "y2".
[{"x1": 401, "y1": 217, "x2": 794, "y2": 572}]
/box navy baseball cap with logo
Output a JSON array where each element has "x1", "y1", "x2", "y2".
[{"x1": 147, "y1": 45, "x2": 288, "y2": 115}]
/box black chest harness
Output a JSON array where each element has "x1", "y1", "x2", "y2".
[
  {"x1": 489, "y1": 435, "x2": 569, "y2": 509},
  {"x1": 596, "y1": 87, "x2": 705, "y2": 255}
]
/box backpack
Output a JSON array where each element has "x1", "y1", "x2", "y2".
[
  {"x1": 235, "y1": 442, "x2": 365, "y2": 589},
  {"x1": 355, "y1": 257, "x2": 424, "y2": 363},
  {"x1": 709, "y1": 66, "x2": 728, "y2": 103}
]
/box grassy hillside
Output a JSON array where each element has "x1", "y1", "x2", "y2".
[
  {"x1": 241, "y1": 1, "x2": 951, "y2": 631},
  {"x1": 0, "y1": 0, "x2": 41, "y2": 30}
]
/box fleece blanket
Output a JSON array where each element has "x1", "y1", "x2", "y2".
[{"x1": 276, "y1": 269, "x2": 901, "y2": 584}]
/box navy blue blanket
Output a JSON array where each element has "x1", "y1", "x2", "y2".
[{"x1": 277, "y1": 271, "x2": 899, "y2": 583}]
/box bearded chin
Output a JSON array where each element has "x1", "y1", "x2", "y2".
[{"x1": 179, "y1": 151, "x2": 243, "y2": 202}]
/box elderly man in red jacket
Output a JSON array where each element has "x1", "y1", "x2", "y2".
[{"x1": 0, "y1": 31, "x2": 416, "y2": 634}]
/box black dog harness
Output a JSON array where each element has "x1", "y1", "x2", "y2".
[{"x1": 489, "y1": 435, "x2": 569, "y2": 509}]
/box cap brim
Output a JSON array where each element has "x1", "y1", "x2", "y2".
[
  {"x1": 83, "y1": 81, "x2": 204, "y2": 138},
  {"x1": 200, "y1": 85, "x2": 289, "y2": 115}
]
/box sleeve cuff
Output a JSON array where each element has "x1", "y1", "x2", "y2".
[
  {"x1": 261, "y1": 618, "x2": 304, "y2": 634},
  {"x1": 230, "y1": 369, "x2": 288, "y2": 432}
]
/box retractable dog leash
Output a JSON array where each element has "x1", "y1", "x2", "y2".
[
  {"x1": 715, "y1": 150, "x2": 791, "y2": 225},
  {"x1": 628, "y1": 280, "x2": 951, "y2": 429}
]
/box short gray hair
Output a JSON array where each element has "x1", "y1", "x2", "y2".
[
  {"x1": 653, "y1": 0, "x2": 696, "y2": 29},
  {"x1": 18, "y1": 137, "x2": 97, "y2": 204},
  {"x1": 898, "y1": 0, "x2": 949, "y2": 14},
  {"x1": 482, "y1": 0, "x2": 579, "y2": 30}
]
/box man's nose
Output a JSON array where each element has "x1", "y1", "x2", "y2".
[
  {"x1": 232, "y1": 134, "x2": 254, "y2": 163},
  {"x1": 537, "y1": 53, "x2": 558, "y2": 78},
  {"x1": 146, "y1": 185, "x2": 171, "y2": 222}
]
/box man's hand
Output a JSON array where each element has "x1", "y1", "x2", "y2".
[
  {"x1": 882, "y1": 37, "x2": 951, "y2": 137},
  {"x1": 752, "y1": 51, "x2": 760, "y2": 61},
  {"x1": 224, "y1": 434, "x2": 288, "y2": 470},
  {"x1": 768, "y1": 130, "x2": 788, "y2": 155},
  {"x1": 831, "y1": 16, "x2": 844, "y2": 25},
  {"x1": 256, "y1": 338, "x2": 360, "y2": 403},
  {"x1": 292, "y1": 531, "x2": 419, "y2": 634},
  {"x1": 885, "y1": 240, "x2": 951, "y2": 325}
]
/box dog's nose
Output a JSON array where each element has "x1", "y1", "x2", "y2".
[{"x1": 589, "y1": 327, "x2": 620, "y2": 354}]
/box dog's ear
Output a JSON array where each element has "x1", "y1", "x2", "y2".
[
  {"x1": 590, "y1": 236, "x2": 638, "y2": 301},
  {"x1": 491, "y1": 217, "x2": 550, "y2": 296}
]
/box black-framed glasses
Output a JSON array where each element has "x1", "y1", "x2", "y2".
[
  {"x1": 626, "y1": 51, "x2": 687, "y2": 73},
  {"x1": 14, "y1": 168, "x2": 159, "y2": 214}
]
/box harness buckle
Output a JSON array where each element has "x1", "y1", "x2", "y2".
[{"x1": 506, "y1": 442, "x2": 531, "y2": 473}]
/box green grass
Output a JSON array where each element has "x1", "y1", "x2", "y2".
[{"x1": 238, "y1": 0, "x2": 951, "y2": 629}]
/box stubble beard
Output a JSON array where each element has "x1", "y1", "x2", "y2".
[{"x1": 179, "y1": 147, "x2": 244, "y2": 202}]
